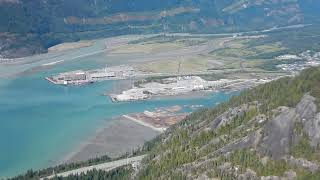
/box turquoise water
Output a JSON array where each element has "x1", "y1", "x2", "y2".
[{"x1": 0, "y1": 40, "x2": 236, "y2": 178}]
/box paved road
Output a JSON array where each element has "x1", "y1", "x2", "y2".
[{"x1": 41, "y1": 155, "x2": 146, "y2": 179}]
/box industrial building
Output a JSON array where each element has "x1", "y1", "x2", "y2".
[{"x1": 46, "y1": 65, "x2": 138, "y2": 85}]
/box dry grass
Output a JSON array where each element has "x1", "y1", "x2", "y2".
[
  {"x1": 137, "y1": 56, "x2": 210, "y2": 74},
  {"x1": 48, "y1": 41, "x2": 94, "y2": 52},
  {"x1": 109, "y1": 42, "x2": 184, "y2": 54}
]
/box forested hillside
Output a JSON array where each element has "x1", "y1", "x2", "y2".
[
  {"x1": 1, "y1": 0, "x2": 320, "y2": 58},
  {"x1": 134, "y1": 67, "x2": 320, "y2": 179}
]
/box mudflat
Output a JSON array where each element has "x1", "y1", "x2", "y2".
[{"x1": 64, "y1": 117, "x2": 160, "y2": 163}]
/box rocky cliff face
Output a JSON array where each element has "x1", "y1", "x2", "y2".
[
  {"x1": 136, "y1": 67, "x2": 320, "y2": 179},
  {"x1": 258, "y1": 94, "x2": 320, "y2": 160},
  {"x1": 1, "y1": 0, "x2": 320, "y2": 58}
]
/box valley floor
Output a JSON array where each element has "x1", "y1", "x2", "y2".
[{"x1": 4, "y1": 24, "x2": 320, "y2": 178}]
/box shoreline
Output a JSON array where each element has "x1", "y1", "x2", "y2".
[
  {"x1": 122, "y1": 115, "x2": 166, "y2": 132},
  {"x1": 61, "y1": 116, "x2": 160, "y2": 164},
  {"x1": 59, "y1": 123, "x2": 109, "y2": 165},
  {"x1": 108, "y1": 89, "x2": 221, "y2": 103}
]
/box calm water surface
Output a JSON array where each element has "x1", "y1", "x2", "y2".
[{"x1": 0, "y1": 39, "x2": 236, "y2": 177}]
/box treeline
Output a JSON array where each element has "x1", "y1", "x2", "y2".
[
  {"x1": 50, "y1": 166, "x2": 132, "y2": 180},
  {"x1": 8, "y1": 155, "x2": 112, "y2": 180},
  {"x1": 8, "y1": 150, "x2": 144, "y2": 180},
  {"x1": 228, "y1": 67, "x2": 320, "y2": 112}
]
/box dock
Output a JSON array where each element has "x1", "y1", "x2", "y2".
[{"x1": 122, "y1": 106, "x2": 188, "y2": 132}]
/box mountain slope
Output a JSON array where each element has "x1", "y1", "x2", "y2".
[
  {"x1": 1, "y1": 0, "x2": 320, "y2": 58},
  {"x1": 135, "y1": 67, "x2": 320, "y2": 179}
]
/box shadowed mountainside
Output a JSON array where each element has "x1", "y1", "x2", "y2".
[{"x1": 1, "y1": 0, "x2": 320, "y2": 58}]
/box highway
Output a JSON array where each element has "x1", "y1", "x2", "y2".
[{"x1": 41, "y1": 155, "x2": 146, "y2": 179}]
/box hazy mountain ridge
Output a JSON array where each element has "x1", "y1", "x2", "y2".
[{"x1": 1, "y1": 0, "x2": 320, "y2": 59}]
